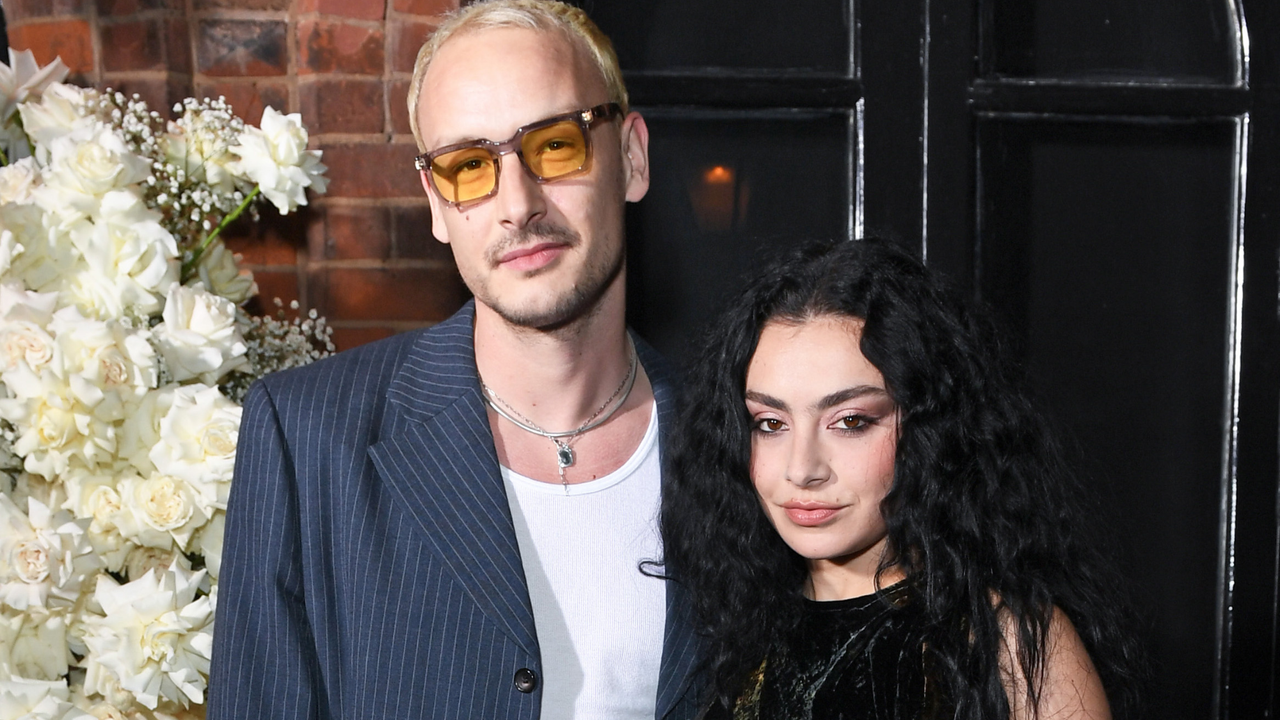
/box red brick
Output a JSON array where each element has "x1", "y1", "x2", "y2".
[
  {"x1": 298, "y1": 0, "x2": 385, "y2": 21},
  {"x1": 298, "y1": 20, "x2": 384, "y2": 75},
  {"x1": 324, "y1": 205, "x2": 391, "y2": 260},
  {"x1": 320, "y1": 143, "x2": 425, "y2": 199},
  {"x1": 1, "y1": 0, "x2": 87, "y2": 19},
  {"x1": 98, "y1": 0, "x2": 182, "y2": 16},
  {"x1": 247, "y1": 269, "x2": 301, "y2": 307},
  {"x1": 392, "y1": 0, "x2": 456, "y2": 17},
  {"x1": 298, "y1": 78, "x2": 384, "y2": 135},
  {"x1": 102, "y1": 19, "x2": 164, "y2": 72},
  {"x1": 223, "y1": 211, "x2": 306, "y2": 266},
  {"x1": 389, "y1": 19, "x2": 434, "y2": 73},
  {"x1": 9, "y1": 21, "x2": 93, "y2": 73},
  {"x1": 197, "y1": 81, "x2": 290, "y2": 126},
  {"x1": 194, "y1": 0, "x2": 288, "y2": 9},
  {"x1": 167, "y1": 19, "x2": 193, "y2": 76},
  {"x1": 314, "y1": 266, "x2": 468, "y2": 322},
  {"x1": 391, "y1": 204, "x2": 453, "y2": 261},
  {"x1": 389, "y1": 79, "x2": 413, "y2": 135},
  {"x1": 196, "y1": 20, "x2": 287, "y2": 77},
  {"x1": 329, "y1": 326, "x2": 398, "y2": 352}
]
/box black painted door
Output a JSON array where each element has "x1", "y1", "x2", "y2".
[{"x1": 588, "y1": 0, "x2": 1279, "y2": 716}]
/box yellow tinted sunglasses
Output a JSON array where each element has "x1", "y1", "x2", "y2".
[{"x1": 415, "y1": 103, "x2": 623, "y2": 208}]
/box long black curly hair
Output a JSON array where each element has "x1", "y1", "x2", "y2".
[{"x1": 660, "y1": 237, "x2": 1145, "y2": 719}]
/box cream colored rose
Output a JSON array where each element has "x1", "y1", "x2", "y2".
[
  {"x1": 195, "y1": 240, "x2": 255, "y2": 305},
  {"x1": 0, "y1": 495, "x2": 101, "y2": 612},
  {"x1": 0, "y1": 50, "x2": 70, "y2": 123},
  {"x1": 194, "y1": 511, "x2": 224, "y2": 580},
  {"x1": 80, "y1": 563, "x2": 213, "y2": 710},
  {"x1": 0, "y1": 677, "x2": 94, "y2": 720},
  {"x1": 38, "y1": 123, "x2": 148, "y2": 219},
  {"x1": 153, "y1": 283, "x2": 249, "y2": 384},
  {"x1": 149, "y1": 384, "x2": 240, "y2": 509},
  {"x1": 116, "y1": 386, "x2": 174, "y2": 478},
  {"x1": 0, "y1": 156, "x2": 41, "y2": 204},
  {"x1": 115, "y1": 473, "x2": 208, "y2": 551},
  {"x1": 228, "y1": 106, "x2": 328, "y2": 213},
  {"x1": 17, "y1": 82, "x2": 93, "y2": 149},
  {"x1": 0, "y1": 609, "x2": 72, "y2": 681},
  {"x1": 123, "y1": 545, "x2": 188, "y2": 584}
]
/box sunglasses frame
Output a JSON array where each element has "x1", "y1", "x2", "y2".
[{"x1": 414, "y1": 102, "x2": 623, "y2": 209}]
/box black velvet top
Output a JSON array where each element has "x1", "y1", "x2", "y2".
[{"x1": 709, "y1": 583, "x2": 928, "y2": 720}]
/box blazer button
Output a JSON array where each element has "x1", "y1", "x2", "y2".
[{"x1": 513, "y1": 667, "x2": 538, "y2": 693}]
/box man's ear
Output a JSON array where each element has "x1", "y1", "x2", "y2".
[
  {"x1": 619, "y1": 112, "x2": 650, "y2": 203},
  {"x1": 421, "y1": 172, "x2": 452, "y2": 244}
]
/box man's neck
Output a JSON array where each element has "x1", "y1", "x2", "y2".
[{"x1": 472, "y1": 287, "x2": 634, "y2": 432}]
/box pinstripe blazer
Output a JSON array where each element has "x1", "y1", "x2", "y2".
[{"x1": 208, "y1": 301, "x2": 702, "y2": 719}]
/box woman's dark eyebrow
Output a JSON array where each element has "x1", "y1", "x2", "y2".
[
  {"x1": 815, "y1": 386, "x2": 889, "y2": 411},
  {"x1": 745, "y1": 390, "x2": 788, "y2": 412},
  {"x1": 745, "y1": 385, "x2": 889, "y2": 414}
]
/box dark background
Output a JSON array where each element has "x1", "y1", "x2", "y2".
[{"x1": 577, "y1": 0, "x2": 1278, "y2": 717}]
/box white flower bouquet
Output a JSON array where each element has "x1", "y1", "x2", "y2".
[{"x1": 0, "y1": 50, "x2": 334, "y2": 720}]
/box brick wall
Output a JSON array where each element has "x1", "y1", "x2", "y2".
[{"x1": 3, "y1": 0, "x2": 470, "y2": 351}]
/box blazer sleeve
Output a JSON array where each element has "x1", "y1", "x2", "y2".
[{"x1": 208, "y1": 380, "x2": 328, "y2": 720}]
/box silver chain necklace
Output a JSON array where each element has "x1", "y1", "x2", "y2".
[{"x1": 480, "y1": 340, "x2": 638, "y2": 492}]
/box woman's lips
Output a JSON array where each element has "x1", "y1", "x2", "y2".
[
  {"x1": 499, "y1": 243, "x2": 566, "y2": 272},
  {"x1": 782, "y1": 503, "x2": 842, "y2": 527}
]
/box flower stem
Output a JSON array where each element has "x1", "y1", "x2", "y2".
[{"x1": 182, "y1": 186, "x2": 260, "y2": 281}]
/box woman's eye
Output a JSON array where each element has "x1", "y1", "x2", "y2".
[
  {"x1": 755, "y1": 418, "x2": 785, "y2": 433},
  {"x1": 834, "y1": 415, "x2": 869, "y2": 431}
]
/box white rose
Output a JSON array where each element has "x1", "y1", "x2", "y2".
[
  {"x1": 0, "y1": 609, "x2": 71, "y2": 681},
  {"x1": 0, "y1": 379, "x2": 117, "y2": 478},
  {"x1": 115, "y1": 473, "x2": 208, "y2": 551},
  {"x1": 123, "y1": 545, "x2": 190, "y2": 584},
  {"x1": 0, "y1": 317, "x2": 56, "y2": 374},
  {"x1": 65, "y1": 191, "x2": 179, "y2": 318},
  {"x1": 0, "y1": 229, "x2": 22, "y2": 277},
  {"x1": 152, "y1": 283, "x2": 249, "y2": 384},
  {"x1": 38, "y1": 122, "x2": 150, "y2": 219},
  {"x1": 80, "y1": 563, "x2": 214, "y2": 710},
  {"x1": 2, "y1": 206, "x2": 78, "y2": 294},
  {"x1": 0, "y1": 495, "x2": 102, "y2": 612},
  {"x1": 59, "y1": 469, "x2": 131, "y2": 573},
  {"x1": 18, "y1": 82, "x2": 98, "y2": 152},
  {"x1": 0, "y1": 49, "x2": 70, "y2": 124},
  {"x1": 116, "y1": 385, "x2": 174, "y2": 477},
  {"x1": 228, "y1": 106, "x2": 328, "y2": 214},
  {"x1": 149, "y1": 384, "x2": 240, "y2": 509},
  {"x1": 195, "y1": 239, "x2": 255, "y2": 305},
  {"x1": 194, "y1": 511, "x2": 224, "y2": 580},
  {"x1": 48, "y1": 307, "x2": 157, "y2": 418},
  {"x1": 0, "y1": 156, "x2": 42, "y2": 204},
  {"x1": 0, "y1": 677, "x2": 94, "y2": 720}
]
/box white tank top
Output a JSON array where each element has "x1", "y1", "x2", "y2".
[{"x1": 500, "y1": 402, "x2": 665, "y2": 719}]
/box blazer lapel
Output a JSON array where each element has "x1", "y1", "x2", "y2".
[{"x1": 369, "y1": 303, "x2": 538, "y2": 657}]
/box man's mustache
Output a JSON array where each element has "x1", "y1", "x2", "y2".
[{"x1": 486, "y1": 221, "x2": 581, "y2": 264}]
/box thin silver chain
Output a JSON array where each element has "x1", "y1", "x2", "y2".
[{"x1": 480, "y1": 339, "x2": 638, "y2": 493}]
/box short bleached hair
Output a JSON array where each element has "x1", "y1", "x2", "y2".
[{"x1": 407, "y1": 0, "x2": 629, "y2": 151}]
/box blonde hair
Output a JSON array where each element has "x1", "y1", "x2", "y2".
[{"x1": 407, "y1": 0, "x2": 629, "y2": 151}]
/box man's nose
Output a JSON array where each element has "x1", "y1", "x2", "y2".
[{"x1": 493, "y1": 152, "x2": 547, "y2": 229}]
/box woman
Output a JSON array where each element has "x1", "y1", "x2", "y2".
[{"x1": 661, "y1": 238, "x2": 1144, "y2": 719}]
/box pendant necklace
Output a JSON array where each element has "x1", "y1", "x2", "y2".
[{"x1": 480, "y1": 340, "x2": 638, "y2": 493}]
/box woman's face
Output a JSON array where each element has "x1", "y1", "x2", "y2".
[{"x1": 745, "y1": 315, "x2": 900, "y2": 600}]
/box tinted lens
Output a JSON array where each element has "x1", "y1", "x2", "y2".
[
  {"x1": 430, "y1": 146, "x2": 497, "y2": 203},
  {"x1": 521, "y1": 120, "x2": 589, "y2": 180}
]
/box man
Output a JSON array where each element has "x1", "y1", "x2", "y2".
[{"x1": 207, "y1": 1, "x2": 701, "y2": 718}]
